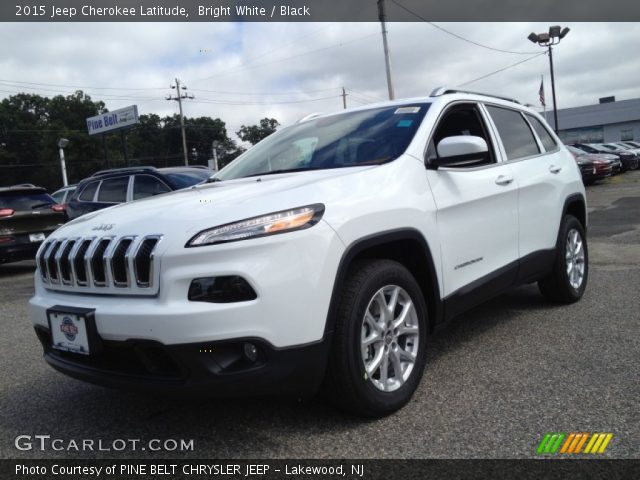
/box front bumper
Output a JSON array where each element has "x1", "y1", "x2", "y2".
[{"x1": 34, "y1": 325, "x2": 331, "y2": 396}]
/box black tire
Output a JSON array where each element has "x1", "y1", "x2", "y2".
[
  {"x1": 322, "y1": 259, "x2": 428, "y2": 417},
  {"x1": 538, "y1": 215, "x2": 588, "y2": 303}
]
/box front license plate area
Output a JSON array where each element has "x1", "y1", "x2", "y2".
[{"x1": 47, "y1": 306, "x2": 101, "y2": 356}]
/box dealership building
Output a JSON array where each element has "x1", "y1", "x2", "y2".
[{"x1": 543, "y1": 97, "x2": 640, "y2": 144}]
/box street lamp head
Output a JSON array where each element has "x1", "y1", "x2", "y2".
[
  {"x1": 57, "y1": 138, "x2": 69, "y2": 149},
  {"x1": 537, "y1": 32, "x2": 550, "y2": 43},
  {"x1": 559, "y1": 27, "x2": 570, "y2": 39},
  {"x1": 527, "y1": 32, "x2": 539, "y2": 43},
  {"x1": 549, "y1": 25, "x2": 562, "y2": 38}
]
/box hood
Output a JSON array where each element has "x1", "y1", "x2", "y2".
[{"x1": 53, "y1": 166, "x2": 376, "y2": 241}]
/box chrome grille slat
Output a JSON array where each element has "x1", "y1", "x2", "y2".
[
  {"x1": 37, "y1": 234, "x2": 162, "y2": 296},
  {"x1": 46, "y1": 241, "x2": 62, "y2": 284},
  {"x1": 111, "y1": 237, "x2": 135, "y2": 287}
]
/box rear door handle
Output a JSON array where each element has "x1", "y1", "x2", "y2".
[
  {"x1": 549, "y1": 165, "x2": 562, "y2": 174},
  {"x1": 495, "y1": 175, "x2": 513, "y2": 186}
]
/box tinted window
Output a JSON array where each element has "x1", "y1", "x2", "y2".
[
  {"x1": 97, "y1": 176, "x2": 129, "y2": 203},
  {"x1": 486, "y1": 106, "x2": 540, "y2": 160},
  {"x1": 0, "y1": 192, "x2": 55, "y2": 211},
  {"x1": 526, "y1": 115, "x2": 557, "y2": 152},
  {"x1": 133, "y1": 175, "x2": 171, "y2": 200},
  {"x1": 163, "y1": 170, "x2": 210, "y2": 189},
  {"x1": 79, "y1": 181, "x2": 99, "y2": 201}
]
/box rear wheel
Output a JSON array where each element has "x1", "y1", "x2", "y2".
[
  {"x1": 323, "y1": 259, "x2": 428, "y2": 417},
  {"x1": 539, "y1": 215, "x2": 588, "y2": 303}
]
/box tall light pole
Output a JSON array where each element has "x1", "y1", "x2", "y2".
[
  {"x1": 57, "y1": 138, "x2": 69, "y2": 187},
  {"x1": 377, "y1": 0, "x2": 395, "y2": 100},
  {"x1": 166, "y1": 78, "x2": 194, "y2": 166},
  {"x1": 527, "y1": 26, "x2": 570, "y2": 133}
]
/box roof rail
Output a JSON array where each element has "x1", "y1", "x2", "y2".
[
  {"x1": 430, "y1": 86, "x2": 521, "y2": 105},
  {"x1": 296, "y1": 112, "x2": 323, "y2": 123},
  {"x1": 91, "y1": 166, "x2": 158, "y2": 177}
]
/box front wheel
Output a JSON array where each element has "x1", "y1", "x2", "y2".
[
  {"x1": 322, "y1": 259, "x2": 428, "y2": 417},
  {"x1": 538, "y1": 215, "x2": 588, "y2": 303}
]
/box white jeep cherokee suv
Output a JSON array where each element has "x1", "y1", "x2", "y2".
[{"x1": 30, "y1": 88, "x2": 588, "y2": 417}]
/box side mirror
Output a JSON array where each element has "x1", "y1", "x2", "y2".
[{"x1": 427, "y1": 135, "x2": 488, "y2": 169}]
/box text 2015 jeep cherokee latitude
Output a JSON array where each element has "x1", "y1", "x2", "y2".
[{"x1": 30, "y1": 88, "x2": 588, "y2": 417}]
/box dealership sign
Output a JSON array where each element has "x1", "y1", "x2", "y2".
[{"x1": 86, "y1": 105, "x2": 139, "y2": 135}]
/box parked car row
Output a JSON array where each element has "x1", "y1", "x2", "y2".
[
  {"x1": 1, "y1": 165, "x2": 212, "y2": 265},
  {"x1": 567, "y1": 142, "x2": 639, "y2": 185}
]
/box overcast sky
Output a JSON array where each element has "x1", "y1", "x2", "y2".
[{"x1": 0, "y1": 22, "x2": 638, "y2": 141}]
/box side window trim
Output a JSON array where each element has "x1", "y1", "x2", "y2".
[
  {"x1": 423, "y1": 100, "x2": 500, "y2": 170},
  {"x1": 482, "y1": 102, "x2": 546, "y2": 163}
]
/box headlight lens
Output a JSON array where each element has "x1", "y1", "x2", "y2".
[{"x1": 186, "y1": 204, "x2": 325, "y2": 247}]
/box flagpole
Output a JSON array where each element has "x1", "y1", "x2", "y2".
[{"x1": 542, "y1": 74, "x2": 547, "y2": 122}]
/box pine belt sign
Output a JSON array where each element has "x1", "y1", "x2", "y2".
[{"x1": 86, "y1": 105, "x2": 139, "y2": 135}]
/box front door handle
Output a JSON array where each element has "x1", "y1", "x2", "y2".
[
  {"x1": 495, "y1": 175, "x2": 514, "y2": 186},
  {"x1": 549, "y1": 165, "x2": 562, "y2": 174}
]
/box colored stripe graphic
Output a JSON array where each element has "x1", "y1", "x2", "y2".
[
  {"x1": 574, "y1": 433, "x2": 589, "y2": 453},
  {"x1": 538, "y1": 433, "x2": 613, "y2": 455}
]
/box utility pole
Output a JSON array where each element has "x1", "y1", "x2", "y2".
[
  {"x1": 377, "y1": 0, "x2": 395, "y2": 100},
  {"x1": 341, "y1": 87, "x2": 347, "y2": 109},
  {"x1": 547, "y1": 45, "x2": 559, "y2": 133},
  {"x1": 166, "y1": 78, "x2": 194, "y2": 165}
]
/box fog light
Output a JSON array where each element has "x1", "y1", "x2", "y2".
[
  {"x1": 244, "y1": 342, "x2": 258, "y2": 362},
  {"x1": 188, "y1": 276, "x2": 257, "y2": 303}
]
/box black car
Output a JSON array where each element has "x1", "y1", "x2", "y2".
[
  {"x1": 66, "y1": 166, "x2": 212, "y2": 220},
  {"x1": 576, "y1": 143, "x2": 635, "y2": 172},
  {"x1": 599, "y1": 143, "x2": 639, "y2": 171},
  {"x1": 0, "y1": 186, "x2": 66, "y2": 264}
]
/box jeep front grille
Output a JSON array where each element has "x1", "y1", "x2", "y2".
[{"x1": 37, "y1": 235, "x2": 162, "y2": 296}]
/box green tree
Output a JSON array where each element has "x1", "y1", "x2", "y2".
[{"x1": 236, "y1": 118, "x2": 280, "y2": 145}]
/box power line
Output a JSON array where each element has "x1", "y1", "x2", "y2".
[
  {"x1": 390, "y1": 0, "x2": 540, "y2": 55},
  {"x1": 457, "y1": 52, "x2": 547, "y2": 87},
  {"x1": 189, "y1": 87, "x2": 340, "y2": 96},
  {"x1": 0, "y1": 78, "x2": 165, "y2": 91}
]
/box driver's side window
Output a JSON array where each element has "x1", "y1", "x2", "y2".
[{"x1": 428, "y1": 103, "x2": 495, "y2": 168}]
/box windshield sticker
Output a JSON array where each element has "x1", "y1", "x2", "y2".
[
  {"x1": 397, "y1": 119, "x2": 413, "y2": 128},
  {"x1": 394, "y1": 106, "x2": 420, "y2": 114}
]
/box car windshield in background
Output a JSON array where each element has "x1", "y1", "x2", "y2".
[
  {"x1": 0, "y1": 192, "x2": 55, "y2": 210},
  {"x1": 216, "y1": 104, "x2": 430, "y2": 181},
  {"x1": 164, "y1": 170, "x2": 211, "y2": 188}
]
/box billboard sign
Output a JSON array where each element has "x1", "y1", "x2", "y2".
[{"x1": 86, "y1": 105, "x2": 139, "y2": 135}]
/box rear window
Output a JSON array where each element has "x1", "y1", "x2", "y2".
[
  {"x1": 486, "y1": 106, "x2": 540, "y2": 160},
  {"x1": 526, "y1": 115, "x2": 557, "y2": 152},
  {"x1": 163, "y1": 170, "x2": 210, "y2": 189},
  {"x1": 97, "y1": 176, "x2": 129, "y2": 203},
  {"x1": 79, "y1": 181, "x2": 99, "y2": 201},
  {"x1": 0, "y1": 192, "x2": 55, "y2": 211}
]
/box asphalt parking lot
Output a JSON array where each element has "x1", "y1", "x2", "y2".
[{"x1": 1, "y1": 172, "x2": 638, "y2": 460}]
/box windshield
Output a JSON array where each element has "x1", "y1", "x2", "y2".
[{"x1": 216, "y1": 104, "x2": 430, "y2": 181}]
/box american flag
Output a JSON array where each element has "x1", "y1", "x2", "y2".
[{"x1": 539, "y1": 79, "x2": 546, "y2": 107}]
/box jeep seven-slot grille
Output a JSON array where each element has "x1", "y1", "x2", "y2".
[{"x1": 37, "y1": 235, "x2": 162, "y2": 295}]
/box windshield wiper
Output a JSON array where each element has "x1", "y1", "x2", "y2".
[
  {"x1": 31, "y1": 202, "x2": 54, "y2": 209},
  {"x1": 206, "y1": 177, "x2": 222, "y2": 183},
  {"x1": 242, "y1": 167, "x2": 321, "y2": 179}
]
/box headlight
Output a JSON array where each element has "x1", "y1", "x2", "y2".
[{"x1": 186, "y1": 204, "x2": 325, "y2": 247}]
